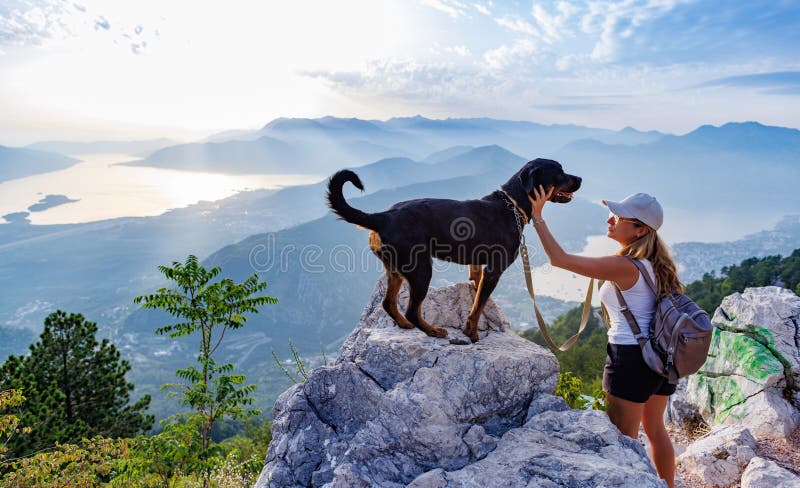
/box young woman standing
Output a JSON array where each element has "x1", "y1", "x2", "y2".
[{"x1": 529, "y1": 187, "x2": 683, "y2": 488}]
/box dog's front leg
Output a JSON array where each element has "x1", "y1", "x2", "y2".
[{"x1": 464, "y1": 265, "x2": 503, "y2": 342}]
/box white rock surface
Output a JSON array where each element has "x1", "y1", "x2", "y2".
[
  {"x1": 741, "y1": 456, "x2": 800, "y2": 488},
  {"x1": 408, "y1": 407, "x2": 666, "y2": 488},
  {"x1": 677, "y1": 424, "x2": 757, "y2": 488}
]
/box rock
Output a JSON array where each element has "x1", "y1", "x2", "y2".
[
  {"x1": 667, "y1": 378, "x2": 701, "y2": 427},
  {"x1": 409, "y1": 408, "x2": 666, "y2": 487},
  {"x1": 524, "y1": 392, "x2": 569, "y2": 421},
  {"x1": 669, "y1": 287, "x2": 800, "y2": 438},
  {"x1": 461, "y1": 424, "x2": 496, "y2": 461},
  {"x1": 256, "y1": 278, "x2": 660, "y2": 487},
  {"x1": 741, "y1": 456, "x2": 800, "y2": 487},
  {"x1": 256, "y1": 278, "x2": 560, "y2": 487},
  {"x1": 677, "y1": 424, "x2": 757, "y2": 487}
]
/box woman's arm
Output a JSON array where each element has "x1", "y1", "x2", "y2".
[{"x1": 530, "y1": 185, "x2": 637, "y2": 286}]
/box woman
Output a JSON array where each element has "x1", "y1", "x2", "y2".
[{"x1": 529, "y1": 187, "x2": 683, "y2": 488}]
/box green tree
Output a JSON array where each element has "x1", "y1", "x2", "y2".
[
  {"x1": 686, "y1": 249, "x2": 800, "y2": 313},
  {"x1": 2, "y1": 436, "x2": 135, "y2": 488},
  {"x1": 554, "y1": 372, "x2": 607, "y2": 411},
  {"x1": 134, "y1": 255, "x2": 277, "y2": 485},
  {"x1": 0, "y1": 389, "x2": 30, "y2": 463},
  {"x1": 0, "y1": 311, "x2": 152, "y2": 459}
]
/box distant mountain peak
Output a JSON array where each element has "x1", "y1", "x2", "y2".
[
  {"x1": 471, "y1": 144, "x2": 506, "y2": 152},
  {"x1": 261, "y1": 117, "x2": 324, "y2": 132},
  {"x1": 386, "y1": 114, "x2": 431, "y2": 123},
  {"x1": 681, "y1": 121, "x2": 800, "y2": 144}
]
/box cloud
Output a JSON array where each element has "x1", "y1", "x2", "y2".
[
  {"x1": 558, "y1": 94, "x2": 633, "y2": 100},
  {"x1": 581, "y1": 1, "x2": 800, "y2": 65},
  {"x1": 693, "y1": 72, "x2": 800, "y2": 96},
  {"x1": 531, "y1": 1, "x2": 578, "y2": 43},
  {"x1": 418, "y1": 0, "x2": 470, "y2": 19},
  {"x1": 0, "y1": 1, "x2": 158, "y2": 55},
  {"x1": 429, "y1": 42, "x2": 472, "y2": 58},
  {"x1": 494, "y1": 16, "x2": 538, "y2": 37},
  {"x1": 532, "y1": 103, "x2": 617, "y2": 111},
  {"x1": 473, "y1": 3, "x2": 490, "y2": 16},
  {"x1": 445, "y1": 45, "x2": 471, "y2": 57},
  {"x1": 130, "y1": 40, "x2": 146, "y2": 55},
  {"x1": 0, "y1": 0, "x2": 73, "y2": 46},
  {"x1": 304, "y1": 57, "x2": 487, "y2": 102},
  {"x1": 94, "y1": 16, "x2": 109, "y2": 31},
  {"x1": 482, "y1": 38, "x2": 539, "y2": 71},
  {"x1": 580, "y1": 0, "x2": 685, "y2": 62}
]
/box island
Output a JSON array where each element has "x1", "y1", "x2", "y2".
[{"x1": 27, "y1": 194, "x2": 80, "y2": 213}]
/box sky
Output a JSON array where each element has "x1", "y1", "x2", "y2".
[{"x1": 1, "y1": 0, "x2": 799, "y2": 145}]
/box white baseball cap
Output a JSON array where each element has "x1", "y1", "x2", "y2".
[{"x1": 602, "y1": 193, "x2": 663, "y2": 231}]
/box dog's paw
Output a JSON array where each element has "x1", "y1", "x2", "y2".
[
  {"x1": 463, "y1": 319, "x2": 479, "y2": 342},
  {"x1": 427, "y1": 326, "x2": 448, "y2": 338}
]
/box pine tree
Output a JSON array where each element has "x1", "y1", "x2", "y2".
[{"x1": 0, "y1": 311, "x2": 153, "y2": 458}]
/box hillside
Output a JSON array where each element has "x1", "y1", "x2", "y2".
[{"x1": 0, "y1": 146, "x2": 78, "y2": 183}]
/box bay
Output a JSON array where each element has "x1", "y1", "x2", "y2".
[{"x1": 0, "y1": 153, "x2": 321, "y2": 225}]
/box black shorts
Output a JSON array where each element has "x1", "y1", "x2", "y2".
[{"x1": 603, "y1": 343, "x2": 677, "y2": 403}]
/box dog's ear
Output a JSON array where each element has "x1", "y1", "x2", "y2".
[{"x1": 519, "y1": 166, "x2": 542, "y2": 194}]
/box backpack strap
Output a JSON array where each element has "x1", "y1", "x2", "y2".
[
  {"x1": 622, "y1": 256, "x2": 658, "y2": 297},
  {"x1": 612, "y1": 285, "x2": 649, "y2": 349}
]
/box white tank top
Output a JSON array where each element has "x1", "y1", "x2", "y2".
[{"x1": 598, "y1": 258, "x2": 657, "y2": 345}]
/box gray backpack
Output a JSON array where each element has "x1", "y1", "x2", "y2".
[{"x1": 611, "y1": 257, "x2": 713, "y2": 384}]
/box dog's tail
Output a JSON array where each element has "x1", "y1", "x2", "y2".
[{"x1": 326, "y1": 170, "x2": 385, "y2": 231}]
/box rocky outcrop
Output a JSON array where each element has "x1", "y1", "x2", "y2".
[
  {"x1": 667, "y1": 286, "x2": 800, "y2": 486},
  {"x1": 669, "y1": 287, "x2": 800, "y2": 438},
  {"x1": 256, "y1": 278, "x2": 664, "y2": 487}
]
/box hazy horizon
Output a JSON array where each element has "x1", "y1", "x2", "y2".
[{"x1": 6, "y1": 114, "x2": 800, "y2": 149}]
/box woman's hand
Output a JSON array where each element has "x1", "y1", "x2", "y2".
[{"x1": 530, "y1": 185, "x2": 555, "y2": 219}]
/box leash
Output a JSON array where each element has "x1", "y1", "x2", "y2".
[
  {"x1": 498, "y1": 189, "x2": 595, "y2": 352},
  {"x1": 520, "y1": 237, "x2": 595, "y2": 351}
]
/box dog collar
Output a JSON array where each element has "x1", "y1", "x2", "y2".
[{"x1": 498, "y1": 189, "x2": 530, "y2": 225}]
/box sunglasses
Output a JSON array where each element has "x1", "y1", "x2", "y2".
[{"x1": 608, "y1": 213, "x2": 642, "y2": 226}]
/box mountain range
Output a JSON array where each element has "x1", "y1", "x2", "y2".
[
  {"x1": 1, "y1": 115, "x2": 798, "y2": 420},
  {"x1": 25, "y1": 138, "x2": 177, "y2": 158},
  {"x1": 121, "y1": 116, "x2": 664, "y2": 175}
]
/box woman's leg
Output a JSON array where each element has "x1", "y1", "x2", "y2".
[
  {"x1": 642, "y1": 394, "x2": 675, "y2": 488},
  {"x1": 605, "y1": 392, "x2": 644, "y2": 438}
]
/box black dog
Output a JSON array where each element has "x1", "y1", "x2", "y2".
[{"x1": 327, "y1": 158, "x2": 581, "y2": 342}]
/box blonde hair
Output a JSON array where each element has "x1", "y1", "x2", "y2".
[{"x1": 617, "y1": 222, "x2": 684, "y2": 298}]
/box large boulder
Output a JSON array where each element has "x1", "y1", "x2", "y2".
[
  {"x1": 669, "y1": 287, "x2": 800, "y2": 438},
  {"x1": 256, "y1": 278, "x2": 663, "y2": 487}
]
